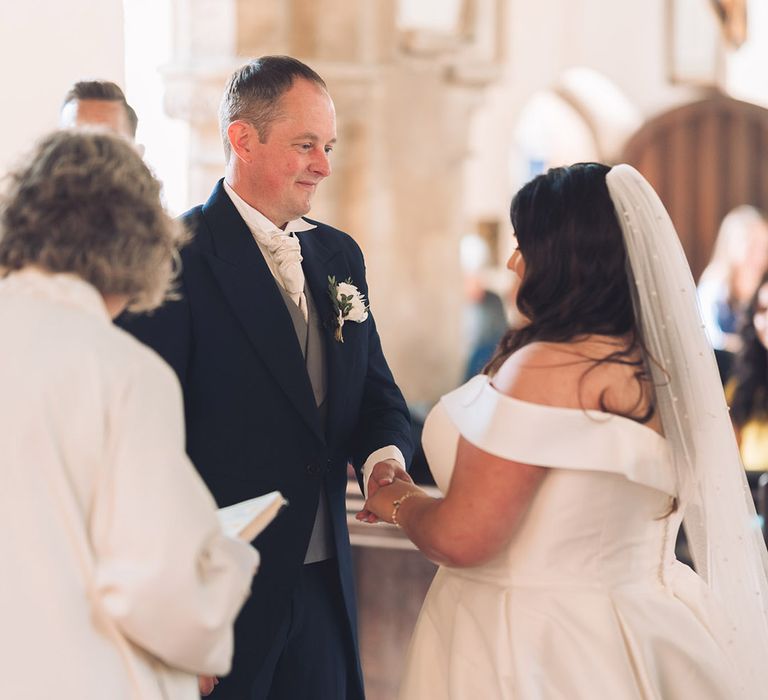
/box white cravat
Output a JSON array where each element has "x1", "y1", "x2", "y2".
[
  {"x1": 223, "y1": 181, "x2": 313, "y2": 321},
  {"x1": 252, "y1": 228, "x2": 308, "y2": 321}
]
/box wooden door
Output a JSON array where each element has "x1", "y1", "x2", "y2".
[{"x1": 621, "y1": 94, "x2": 768, "y2": 280}]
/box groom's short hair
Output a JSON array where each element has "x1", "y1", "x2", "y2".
[{"x1": 218, "y1": 55, "x2": 327, "y2": 162}]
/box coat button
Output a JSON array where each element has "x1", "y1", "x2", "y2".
[{"x1": 306, "y1": 463, "x2": 319, "y2": 475}]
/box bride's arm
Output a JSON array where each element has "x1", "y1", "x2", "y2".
[
  {"x1": 364, "y1": 343, "x2": 603, "y2": 567},
  {"x1": 364, "y1": 440, "x2": 545, "y2": 568}
]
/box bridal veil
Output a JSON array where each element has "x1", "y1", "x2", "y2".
[{"x1": 606, "y1": 164, "x2": 768, "y2": 692}]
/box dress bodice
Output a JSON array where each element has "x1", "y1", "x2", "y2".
[{"x1": 422, "y1": 375, "x2": 679, "y2": 588}]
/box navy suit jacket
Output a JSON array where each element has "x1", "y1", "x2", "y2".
[{"x1": 118, "y1": 180, "x2": 413, "y2": 690}]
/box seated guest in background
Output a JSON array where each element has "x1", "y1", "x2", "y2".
[
  {"x1": 60, "y1": 79, "x2": 138, "y2": 142},
  {"x1": 697, "y1": 205, "x2": 768, "y2": 360},
  {"x1": 727, "y1": 271, "x2": 768, "y2": 474},
  {"x1": 462, "y1": 286, "x2": 506, "y2": 379},
  {"x1": 0, "y1": 130, "x2": 258, "y2": 700},
  {"x1": 459, "y1": 233, "x2": 508, "y2": 380},
  {"x1": 364, "y1": 163, "x2": 768, "y2": 698}
]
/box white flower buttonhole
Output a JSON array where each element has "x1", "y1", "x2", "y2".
[{"x1": 327, "y1": 275, "x2": 369, "y2": 342}]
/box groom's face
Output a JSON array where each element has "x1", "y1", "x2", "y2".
[{"x1": 245, "y1": 79, "x2": 337, "y2": 228}]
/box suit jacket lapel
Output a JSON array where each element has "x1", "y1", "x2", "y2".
[
  {"x1": 299, "y1": 229, "x2": 356, "y2": 445},
  {"x1": 297, "y1": 230, "x2": 340, "y2": 331},
  {"x1": 201, "y1": 182, "x2": 324, "y2": 442}
]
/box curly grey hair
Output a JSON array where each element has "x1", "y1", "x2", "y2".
[{"x1": 0, "y1": 130, "x2": 186, "y2": 312}]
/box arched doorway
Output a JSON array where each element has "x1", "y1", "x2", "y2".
[{"x1": 621, "y1": 93, "x2": 768, "y2": 280}]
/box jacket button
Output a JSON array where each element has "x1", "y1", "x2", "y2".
[{"x1": 306, "y1": 463, "x2": 319, "y2": 475}]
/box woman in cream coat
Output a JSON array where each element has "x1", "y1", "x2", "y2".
[{"x1": 0, "y1": 131, "x2": 259, "y2": 699}]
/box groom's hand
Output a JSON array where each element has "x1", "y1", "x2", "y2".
[{"x1": 356, "y1": 459, "x2": 413, "y2": 523}]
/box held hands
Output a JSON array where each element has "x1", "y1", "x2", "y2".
[
  {"x1": 356, "y1": 458, "x2": 413, "y2": 523},
  {"x1": 363, "y1": 476, "x2": 426, "y2": 525}
]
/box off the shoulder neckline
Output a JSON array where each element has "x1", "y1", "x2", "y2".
[{"x1": 459, "y1": 374, "x2": 667, "y2": 444}]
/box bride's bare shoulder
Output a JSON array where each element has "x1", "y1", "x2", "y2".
[
  {"x1": 491, "y1": 337, "x2": 643, "y2": 412},
  {"x1": 491, "y1": 342, "x2": 586, "y2": 408}
]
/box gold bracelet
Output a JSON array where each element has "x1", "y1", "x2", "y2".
[{"x1": 392, "y1": 491, "x2": 420, "y2": 527}]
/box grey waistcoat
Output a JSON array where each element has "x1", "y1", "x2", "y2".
[{"x1": 277, "y1": 283, "x2": 336, "y2": 563}]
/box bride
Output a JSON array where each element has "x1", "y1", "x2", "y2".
[{"x1": 363, "y1": 163, "x2": 768, "y2": 698}]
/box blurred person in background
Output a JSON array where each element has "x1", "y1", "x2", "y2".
[
  {"x1": 697, "y1": 205, "x2": 768, "y2": 378},
  {"x1": 727, "y1": 271, "x2": 768, "y2": 473},
  {"x1": 60, "y1": 79, "x2": 139, "y2": 143},
  {"x1": 0, "y1": 130, "x2": 258, "y2": 700},
  {"x1": 460, "y1": 233, "x2": 508, "y2": 380}
]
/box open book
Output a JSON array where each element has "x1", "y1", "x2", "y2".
[{"x1": 217, "y1": 491, "x2": 287, "y2": 542}]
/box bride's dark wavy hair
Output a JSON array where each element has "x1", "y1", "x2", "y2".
[{"x1": 485, "y1": 162, "x2": 654, "y2": 422}]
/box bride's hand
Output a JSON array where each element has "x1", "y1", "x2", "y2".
[
  {"x1": 357, "y1": 459, "x2": 413, "y2": 523},
  {"x1": 364, "y1": 478, "x2": 425, "y2": 524}
]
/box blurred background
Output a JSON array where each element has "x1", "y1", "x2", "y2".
[
  {"x1": 3, "y1": 0, "x2": 766, "y2": 409},
  {"x1": 4, "y1": 1, "x2": 768, "y2": 696}
]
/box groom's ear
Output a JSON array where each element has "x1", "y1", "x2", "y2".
[{"x1": 227, "y1": 120, "x2": 258, "y2": 164}]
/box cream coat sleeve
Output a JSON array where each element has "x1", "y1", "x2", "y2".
[{"x1": 90, "y1": 348, "x2": 259, "y2": 676}]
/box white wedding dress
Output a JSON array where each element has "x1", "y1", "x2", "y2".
[{"x1": 398, "y1": 375, "x2": 744, "y2": 699}]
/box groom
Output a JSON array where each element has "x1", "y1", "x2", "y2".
[{"x1": 119, "y1": 56, "x2": 413, "y2": 699}]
